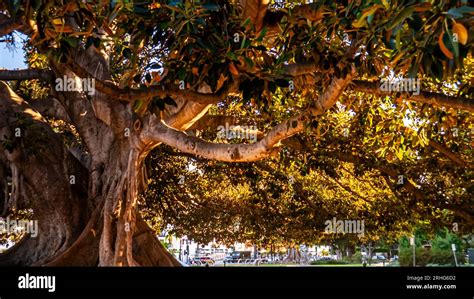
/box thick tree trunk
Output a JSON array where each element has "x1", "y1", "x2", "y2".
[
  {"x1": 0, "y1": 81, "x2": 90, "y2": 265},
  {"x1": 0, "y1": 81, "x2": 180, "y2": 266}
]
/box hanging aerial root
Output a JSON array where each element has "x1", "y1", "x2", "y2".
[
  {"x1": 9, "y1": 163, "x2": 20, "y2": 211},
  {"x1": 113, "y1": 150, "x2": 140, "y2": 266},
  {"x1": 99, "y1": 175, "x2": 121, "y2": 266},
  {"x1": 99, "y1": 149, "x2": 142, "y2": 266}
]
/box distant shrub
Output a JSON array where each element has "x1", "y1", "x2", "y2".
[
  {"x1": 350, "y1": 251, "x2": 362, "y2": 263},
  {"x1": 399, "y1": 247, "x2": 465, "y2": 266},
  {"x1": 399, "y1": 248, "x2": 431, "y2": 266},
  {"x1": 431, "y1": 249, "x2": 465, "y2": 266}
]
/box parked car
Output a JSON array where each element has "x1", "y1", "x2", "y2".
[
  {"x1": 229, "y1": 251, "x2": 252, "y2": 262},
  {"x1": 190, "y1": 258, "x2": 202, "y2": 266},
  {"x1": 224, "y1": 256, "x2": 234, "y2": 263},
  {"x1": 376, "y1": 254, "x2": 386, "y2": 260},
  {"x1": 316, "y1": 256, "x2": 336, "y2": 261},
  {"x1": 197, "y1": 256, "x2": 215, "y2": 266},
  {"x1": 370, "y1": 255, "x2": 386, "y2": 263}
]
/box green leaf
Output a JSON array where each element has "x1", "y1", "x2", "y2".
[
  {"x1": 387, "y1": 6, "x2": 415, "y2": 30},
  {"x1": 240, "y1": 37, "x2": 250, "y2": 49},
  {"x1": 243, "y1": 57, "x2": 254, "y2": 68},
  {"x1": 109, "y1": 6, "x2": 120, "y2": 23},
  {"x1": 197, "y1": 38, "x2": 210, "y2": 51},
  {"x1": 408, "y1": 65, "x2": 418, "y2": 79},
  {"x1": 226, "y1": 51, "x2": 238, "y2": 61},
  {"x1": 93, "y1": 37, "x2": 101, "y2": 48},
  {"x1": 430, "y1": 59, "x2": 443, "y2": 81},
  {"x1": 196, "y1": 18, "x2": 206, "y2": 26},
  {"x1": 133, "y1": 5, "x2": 149, "y2": 15},
  {"x1": 447, "y1": 6, "x2": 474, "y2": 19},
  {"x1": 352, "y1": 18, "x2": 367, "y2": 29},
  {"x1": 168, "y1": 0, "x2": 183, "y2": 7},
  {"x1": 62, "y1": 37, "x2": 78, "y2": 48},
  {"x1": 11, "y1": 0, "x2": 21, "y2": 14},
  {"x1": 256, "y1": 27, "x2": 268, "y2": 42},
  {"x1": 177, "y1": 69, "x2": 187, "y2": 81},
  {"x1": 395, "y1": 148, "x2": 404, "y2": 160},
  {"x1": 367, "y1": 13, "x2": 374, "y2": 25},
  {"x1": 395, "y1": 29, "x2": 401, "y2": 50},
  {"x1": 352, "y1": 5, "x2": 383, "y2": 28},
  {"x1": 443, "y1": 30, "x2": 459, "y2": 58},
  {"x1": 86, "y1": 36, "x2": 94, "y2": 49},
  {"x1": 133, "y1": 99, "x2": 143, "y2": 112},
  {"x1": 202, "y1": 3, "x2": 219, "y2": 11},
  {"x1": 241, "y1": 18, "x2": 251, "y2": 28}
]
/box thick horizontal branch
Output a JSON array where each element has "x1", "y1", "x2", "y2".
[
  {"x1": 188, "y1": 115, "x2": 255, "y2": 131},
  {"x1": 0, "y1": 17, "x2": 21, "y2": 37},
  {"x1": 143, "y1": 70, "x2": 354, "y2": 162},
  {"x1": 429, "y1": 140, "x2": 469, "y2": 168},
  {"x1": 0, "y1": 69, "x2": 54, "y2": 83},
  {"x1": 68, "y1": 60, "x2": 236, "y2": 104},
  {"x1": 282, "y1": 62, "x2": 325, "y2": 77},
  {"x1": 164, "y1": 101, "x2": 212, "y2": 130},
  {"x1": 352, "y1": 80, "x2": 474, "y2": 112},
  {"x1": 144, "y1": 114, "x2": 303, "y2": 162}
]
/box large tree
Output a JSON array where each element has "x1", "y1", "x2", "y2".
[{"x1": 0, "y1": 0, "x2": 472, "y2": 266}]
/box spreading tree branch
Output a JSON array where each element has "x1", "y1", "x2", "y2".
[
  {"x1": 0, "y1": 17, "x2": 21, "y2": 37},
  {"x1": 428, "y1": 140, "x2": 469, "y2": 168},
  {"x1": 143, "y1": 114, "x2": 302, "y2": 162},
  {"x1": 352, "y1": 80, "x2": 474, "y2": 112},
  {"x1": 0, "y1": 69, "x2": 53, "y2": 83},
  {"x1": 188, "y1": 115, "x2": 255, "y2": 131},
  {"x1": 67, "y1": 60, "x2": 237, "y2": 104},
  {"x1": 142, "y1": 71, "x2": 354, "y2": 162},
  {"x1": 282, "y1": 62, "x2": 325, "y2": 77}
]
